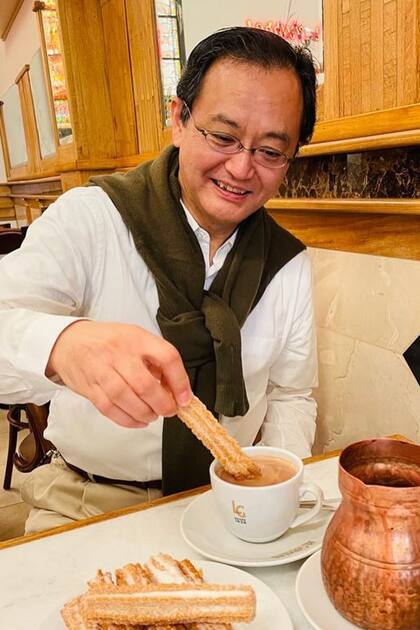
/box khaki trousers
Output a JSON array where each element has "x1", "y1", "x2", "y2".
[{"x1": 20, "y1": 455, "x2": 162, "y2": 535}]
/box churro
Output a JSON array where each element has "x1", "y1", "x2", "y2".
[
  {"x1": 115, "y1": 562, "x2": 185, "y2": 630},
  {"x1": 61, "y1": 553, "x2": 256, "y2": 630},
  {"x1": 145, "y1": 554, "x2": 232, "y2": 630},
  {"x1": 82, "y1": 582, "x2": 255, "y2": 626},
  {"x1": 61, "y1": 596, "x2": 91, "y2": 630},
  {"x1": 177, "y1": 395, "x2": 261, "y2": 480}
]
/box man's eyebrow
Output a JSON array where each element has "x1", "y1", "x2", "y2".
[
  {"x1": 262, "y1": 130, "x2": 290, "y2": 145},
  {"x1": 208, "y1": 114, "x2": 290, "y2": 145},
  {"x1": 209, "y1": 113, "x2": 240, "y2": 128}
]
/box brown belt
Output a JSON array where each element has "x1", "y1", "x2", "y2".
[{"x1": 64, "y1": 460, "x2": 162, "y2": 490}]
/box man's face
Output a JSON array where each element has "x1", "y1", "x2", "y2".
[{"x1": 172, "y1": 58, "x2": 303, "y2": 238}]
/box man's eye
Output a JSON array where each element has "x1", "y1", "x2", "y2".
[
  {"x1": 210, "y1": 133, "x2": 237, "y2": 146},
  {"x1": 258, "y1": 147, "x2": 283, "y2": 160}
]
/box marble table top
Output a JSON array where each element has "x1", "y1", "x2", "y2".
[{"x1": 0, "y1": 453, "x2": 341, "y2": 630}]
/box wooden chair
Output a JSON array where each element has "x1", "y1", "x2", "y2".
[
  {"x1": 3, "y1": 403, "x2": 53, "y2": 490},
  {"x1": 0, "y1": 228, "x2": 24, "y2": 255},
  {"x1": 0, "y1": 226, "x2": 26, "y2": 458},
  {"x1": 0, "y1": 227, "x2": 53, "y2": 489}
]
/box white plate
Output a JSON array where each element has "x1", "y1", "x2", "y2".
[
  {"x1": 181, "y1": 490, "x2": 332, "y2": 567},
  {"x1": 39, "y1": 560, "x2": 292, "y2": 630},
  {"x1": 296, "y1": 550, "x2": 360, "y2": 630}
]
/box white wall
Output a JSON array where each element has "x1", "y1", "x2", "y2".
[
  {"x1": 0, "y1": 0, "x2": 40, "y2": 98},
  {"x1": 181, "y1": 0, "x2": 323, "y2": 70},
  {"x1": 310, "y1": 248, "x2": 420, "y2": 452}
]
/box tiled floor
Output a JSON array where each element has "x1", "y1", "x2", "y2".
[{"x1": 0, "y1": 409, "x2": 31, "y2": 541}]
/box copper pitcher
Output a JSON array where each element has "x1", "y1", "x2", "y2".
[{"x1": 321, "y1": 438, "x2": 420, "y2": 630}]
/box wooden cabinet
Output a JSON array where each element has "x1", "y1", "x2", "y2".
[
  {"x1": 305, "y1": 0, "x2": 420, "y2": 156},
  {"x1": 1, "y1": 0, "x2": 419, "y2": 181},
  {"x1": 0, "y1": 0, "x2": 418, "y2": 257}
]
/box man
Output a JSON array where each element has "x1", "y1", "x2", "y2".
[{"x1": 0, "y1": 27, "x2": 318, "y2": 533}]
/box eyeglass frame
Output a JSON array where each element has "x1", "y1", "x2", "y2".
[{"x1": 181, "y1": 101, "x2": 293, "y2": 169}]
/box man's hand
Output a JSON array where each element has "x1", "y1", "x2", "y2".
[{"x1": 46, "y1": 320, "x2": 192, "y2": 428}]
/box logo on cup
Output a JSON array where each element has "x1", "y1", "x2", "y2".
[{"x1": 232, "y1": 500, "x2": 246, "y2": 524}]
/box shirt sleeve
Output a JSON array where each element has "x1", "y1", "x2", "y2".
[
  {"x1": 0, "y1": 189, "x2": 100, "y2": 404},
  {"x1": 259, "y1": 252, "x2": 318, "y2": 458}
]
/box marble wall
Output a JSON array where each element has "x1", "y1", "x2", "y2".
[
  {"x1": 279, "y1": 146, "x2": 419, "y2": 198},
  {"x1": 309, "y1": 248, "x2": 420, "y2": 453}
]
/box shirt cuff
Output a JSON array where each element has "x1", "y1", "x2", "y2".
[{"x1": 15, "y1": 314, "x2": 88, "y2": 391}]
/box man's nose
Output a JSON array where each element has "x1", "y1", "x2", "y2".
[{"x1": 224, "y1": 150, "x2": 255, "y2": 180}]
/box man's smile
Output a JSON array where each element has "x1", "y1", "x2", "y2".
[{"x1": 211, "y1": 178, "x2": 251, "y2": 196}]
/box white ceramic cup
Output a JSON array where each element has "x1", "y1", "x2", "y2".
[{"x1": 209, "y1": 446, "x2": 324, "y2": 543}]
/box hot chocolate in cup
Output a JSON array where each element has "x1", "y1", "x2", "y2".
[{"x1": 210, "y1": 446, "x2": 324, "y2": 543}]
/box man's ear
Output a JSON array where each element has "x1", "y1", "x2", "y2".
[{"x1": 171, "y1": 97, "x2": 184, "y2": 147}]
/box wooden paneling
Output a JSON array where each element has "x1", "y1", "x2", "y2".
[
  {"x1": 322, "y1": 0, "x2": 420, "y2": 118},
  {"x1": 0, "y1": 184, "x2": 16, "y2": 222},
  {"x1": 312, "y1": 103, "x2": 420, "y2": 143},
  {"x1": 349, "y1": 0, "x2": 362, "y2": 114},
  {"x1": 383, "y1": 0, "x2": 398, "y2": 109},
  {"x1": 100, "y1": 0, "x2": 138, "y2": 156},
  {"x1": 12, "y1": 67, "x2": 39, "y2": 178},
  {"x1": 397, "y1": 0, "x2": 418, "y2": 105},
  {"x1": 56, "y1": 0, "x2": 116, "y2": 159},
  {"x1": 360, "y1": 0, "x2": 372, "y2": 112},
  {"x1": 269, "y1": 209, "x2": 420, "y2": 261},
  {"x1": 125, "y1": 0, "x2": 163, "y2": 153},
  {"x1": 371, "y1": 0, "x2": 385, "y2": 111},
  {"x1": 300, "y1": 128, "x2": 420, "y2": 156},
  {"x1": 267, "y1": 198, "x2": 420, "y2": 216},
  {"x1": 322, "y1": 0, "x2": 340, "y2": 120}
]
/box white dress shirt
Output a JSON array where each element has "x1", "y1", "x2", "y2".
[{"x1": 0, "y1": 186, "x2": 317, "y2": 481}]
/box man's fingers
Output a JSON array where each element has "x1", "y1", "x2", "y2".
[
  {"x1": 90, "y1": 383, "x2": 155, "y2": 428},
  {"x1": 96, "y1": 367, "x2": 161, "y2": 423},
  {"x1": 116, "y1": 357, "x2": 179, "y2": 417},
  {"x1": 147, "y1": 344, "x2": 192, "y2": 408},
  {"x1": 48, "y1": 320, "x2": 192, "y2": 424}
]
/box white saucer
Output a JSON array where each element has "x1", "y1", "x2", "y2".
[
  {"x1": 296, "y1": 550, "x2": 360, "y2": 630},
  {"x1": 39, "y1": 560, "x2": 292, "y2": 630},
  {"x1": 181, "y1": 490, "x2": 332, "y2": 567}
]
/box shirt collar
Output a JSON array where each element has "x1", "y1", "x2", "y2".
[{"x1": 180, "y1": 199, "x2": 238, "y2": 251}]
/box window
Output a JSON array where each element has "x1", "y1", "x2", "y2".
[
  {"x1": 29, "y1": 49, "x2": 56, "y2": 158},
  {"x1": 155, "y1": 0, "x2": 186, "y2": 126},
  {"x1": 1, "y1": 84, "x2": 27, "y2": 168},
  {"x1": 38, "y1": 1, "x2": 73, "y2": 144}
]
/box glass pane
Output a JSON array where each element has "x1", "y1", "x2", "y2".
[
  {"x1": 155, "y1": 0, "x2": 185, "y2": 127},
  {"x1": 41, "y1": 3, "x2": 73, "y2": 145},
  {"x1": 155, "y1": 0, "x2": 177, "y2": 17},
  {"x1": 2, "y1": 84, "x2": 28, "y2": 167},
  {"x1": 30, "y1": 49, "x2": 56, "y2": 158},
  {"x1": 161, "y1": 58, "x2": 181, "y2": 125},
  {"x1": 159, "y1": 18, "x2": 180, "y2": 58}
]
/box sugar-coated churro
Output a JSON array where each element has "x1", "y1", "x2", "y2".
[
  {"x1": 82, "y1": 582, "x2": 255, "y2": 626},
  {"x1": 146, "y1": 554, "x2": 232, "y2": 630},
  {"x1": 115, "y1": 562, "x2": 185, "y2": 630},
  {"x1": 61, "y1": 553, "x2": 256, "y2": 630},
  {"x1": 61, "y1": 596, "x2": 91, "y2": 630},
  {"x1": 177, "y1": 395, "x2": 261, "y2": 480}
]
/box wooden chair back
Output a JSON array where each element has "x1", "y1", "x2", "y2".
[{"x1": 0, "y1": 229, "x2": 24, "y2": 255}]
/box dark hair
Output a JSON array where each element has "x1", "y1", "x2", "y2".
[{"x1": 176, "y1": 26, "x2": 317, "y2": 147}]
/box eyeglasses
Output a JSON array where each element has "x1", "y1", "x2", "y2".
[{"x1": 183, "y1": 102, "x2": 292, "y2": 169}]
